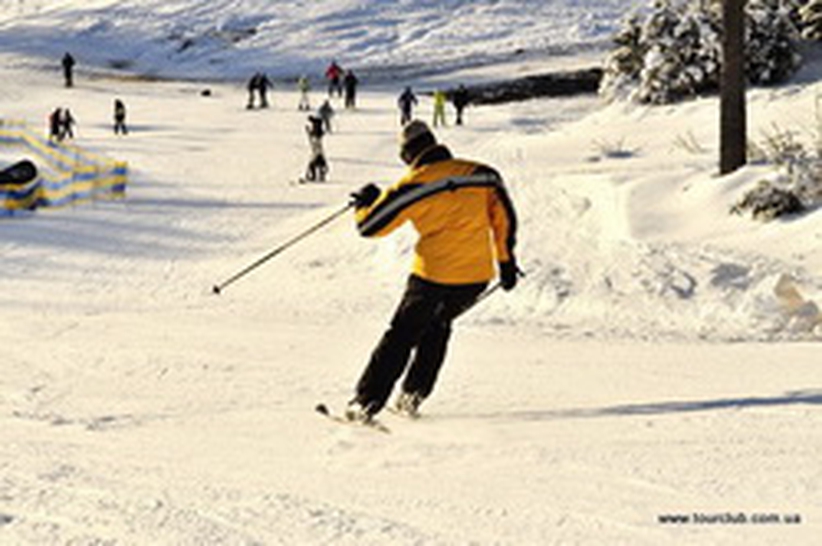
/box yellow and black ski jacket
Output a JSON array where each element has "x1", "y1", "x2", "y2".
[{"x1": 355, "y1": 144, "x2": 517, "y2": 285}]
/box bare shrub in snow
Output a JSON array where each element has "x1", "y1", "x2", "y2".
[
  {"x1": 673, "y1": 131, "x2": 707, "y2": 154},
  {"x1": 733, "y1": 124, "x2": 822, "y2": 220},
  {"x1": 731, "y1": 180, "x2": 805, "y2": 220}
]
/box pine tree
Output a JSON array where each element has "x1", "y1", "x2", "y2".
[
  {"x1": 600, "y1": 0, "x2": 802, "y2": 104},
  {"x1": 640, "y1": 1, "x2": 721, "y2": 104},
  {"x1": 746, "y1": 0, "x2": 803, "y2": 84},
  {"x1": 799, "y1": 0, "x2": 822, "y2": 40},
  {"x1": 598, "y1": 14, "x2": 645, "y2": 101}
]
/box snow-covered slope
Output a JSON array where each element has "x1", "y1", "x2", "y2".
[
  {"x1": 1, "y1": 1, "x2": 821, "y2": 544},
  {"x1": 0, "y1": 0, "x2": 638, "y2": 79}
]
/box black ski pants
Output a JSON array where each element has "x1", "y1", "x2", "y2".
[{"x1": 355, "y1": 275, "x2": 487, "y2": 412}]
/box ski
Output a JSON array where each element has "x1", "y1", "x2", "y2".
[
  {"x1": 290, "y1": 178, "x2": 338, "y2": 185},
  {"x1": 386, "y1": 406, "x2": 421, "y2": 420},
  {"x1": 314, "y1": 403, "x2": 391, "y2": 434}
]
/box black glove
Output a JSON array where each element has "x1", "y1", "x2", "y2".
[
  {"x1": 499, "y1": 260, "x2": 520, "y2": 291},
  {"x1": 350, "y1": 183, "x2": 381, "y2": 208}
]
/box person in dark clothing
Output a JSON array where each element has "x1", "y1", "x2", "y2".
[
  {"x1": 62, "y1": 53, "x2": 75, "y2": 88},
  {"x1": 60, "y1": 108, "x2": 76, "y2": 140},
  {"x1": 397, "y1": 86, "x2": 418, "y2": 125},
  {"x1": 304, "y1": 115, "x2": 328, "y2": 182},
  {"x1": 452, "y1": 84, "x2": 470, "y2": 126},
  {"x1": 247, "y1": 72, "x2": 273, "y2": 109},
  {"x1": 113, "y1": 99, "x2": 128, "y2": 135},
  {"x1": 318, "y1": 99, "x2": 335, "y2": 134},
  {"x1": 306, "y1": 115, "x2": 325, "y2": 143},
  {"x1": 246, "y1": 73, "x2": 260, "y2": 109},
  {"x1": 48, "y1": 108, "x2": 63, "y2": 141},
  {"x1": 343, "y1": 69, "x2": 359, "y2": 109},
  {"x1": 345, "y1": 120, "x2": 519, "y2": 422},
  {"x1": 257, "y1": 72, "x2": 272, "y2": 108}
]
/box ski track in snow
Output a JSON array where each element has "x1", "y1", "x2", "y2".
[{"x1": 0, "y1": 464, "x2": 446, "y2": 544}]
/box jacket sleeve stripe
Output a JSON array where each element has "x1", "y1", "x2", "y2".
[
  {"x1": 473, "y1": 165, "x2": 517, "y2": 254},
  {"x1": 496, "y1": 182, "x2": 518, "y2": 253},
  {"x1": 357, "y1": 173, "x2": 503, "y2": 236}
]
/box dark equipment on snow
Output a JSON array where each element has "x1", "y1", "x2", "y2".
[
  {"x1": 0, "y1": 160, "x2": 38, "y2": 186},
  {"x1": 212, "y1": 202, "x2": 354, "y2": 295}
]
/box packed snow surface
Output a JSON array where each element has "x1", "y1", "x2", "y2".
[
  {"x1": 1, "y1": 0, "x2": 820, "y2": 544},
  {"x1": 0, "y1": 0, "x2": 635, "y2": 80}
]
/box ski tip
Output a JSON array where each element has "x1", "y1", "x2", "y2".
[{"x1": 315, "y1": 403, "x2": 330, "y2": 415}]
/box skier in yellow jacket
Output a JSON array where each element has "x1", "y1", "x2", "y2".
[{"x1": 347, "y1": 119, "x2": 519, "y2": 421}]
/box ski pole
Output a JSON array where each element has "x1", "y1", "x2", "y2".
[
  {"x1": 212, "y1": 202, "x2": 353, "y2": 295},
  {"x1": 454, "y1": 267, "x2": 526, "y2": 319},
  {"x1": 471, "y1": 281, "x2": 504, "y2": 308}
]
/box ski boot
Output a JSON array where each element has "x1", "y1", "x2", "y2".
[
  {"x1": 345, "y1": 399, "x2": 378, "y2": 424},
  {"x1": 393, "y1": 391, "x2": 424, "y2": 419}
]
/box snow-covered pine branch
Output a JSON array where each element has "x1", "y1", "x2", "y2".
[{"x1": 600, "y1": 0, "x2": 803, "y2": 104}]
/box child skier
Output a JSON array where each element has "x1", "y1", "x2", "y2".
[
  {"x1": 303, "y1": 115, "x2": 328, "y2": 182},
  {"x1": 318, "y1": 99, "x2": 335, "y2": 134},
  {"x1": 297, "y1": 75, "x2": 311, "y2": 111}
]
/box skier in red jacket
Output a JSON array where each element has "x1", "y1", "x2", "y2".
[{"x1": 325, "y1": 60, "x2": 344, "y2": 98}]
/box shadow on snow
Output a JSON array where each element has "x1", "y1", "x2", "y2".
[{"x1": 452, "y1": 389, "x2": 822, "y2": 422}]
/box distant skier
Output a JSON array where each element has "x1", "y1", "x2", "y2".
[
  {"x1": 345, "y1": 120, "x2": 519, "y2": 423},
  {"x1": 343, "y1": 69, "x2": 359, "y2": 109},
  {"x1": 397, "y1": 86, "x2": 418, "y2": 125},
  {"x1": 113, "y1": 99, "x2": 128, "y2": 135},
  {"x1": 48, "y1": 107, "x2": 63, "y2": 141},
  {"x1": 246, "y1": 72, "x2": 272, "y2": 109},
  {"x1": 318, "y1": 99, "x2": 335, "y2": 134},
  {"x1": 297, "y1": 75, "x2": 311, "y2": 111},
  {"x1": 257, "y1": 72, "x2": 272, "y2": 108},
  {"x1": 452, "y1": 84, "x2": 470, "y2": 126},
  {"x1": 246, "y1": 73, "x2": 259, "y2": 109},
  {"x1": 325, "y1": 60, "x2": 343, "y2": 98},
  {"x1": 432, "y1": 89, "x2": 447, "y2": 127},
  {"x1": 60, "y1": 108, "x2": 76, "y2": 140},
  {"x1": 61, "y1": 52, "x2": 75, "y2": 88},
  {"x1": 303, "y1": 114, "x2": 328, "y2": 182}
]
